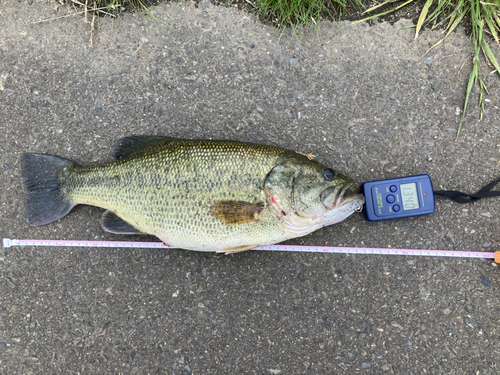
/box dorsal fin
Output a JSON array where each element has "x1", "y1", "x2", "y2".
[
  {"x1": 101, "y1": 210, "x2": 145, "y2": 234},
  {"x1": 111, "y1": 136, "x2": 177, "y2": 159}
]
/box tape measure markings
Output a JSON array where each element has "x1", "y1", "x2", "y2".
[{"x1": 3, "y1": 238, "x2": 497, "y2": 262}]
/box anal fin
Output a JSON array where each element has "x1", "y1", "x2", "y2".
[
  {"x1": 217, "y1": 244, "x2": 259, "y2": 255},
  {"x1": 101, "y1": 210, "x2": 145, "y2": 235}
]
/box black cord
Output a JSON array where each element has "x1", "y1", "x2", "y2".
[{"x1": 434, "y1": 178, "x2": 500, "y2": 204}]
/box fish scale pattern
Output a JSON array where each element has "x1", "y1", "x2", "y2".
[{"x1": 62, "y1": 140, "x2": 295, "y2": 251}]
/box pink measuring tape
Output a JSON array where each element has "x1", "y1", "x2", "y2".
[{"x1": 3, "y1": 238, "x2": 500, "y2": 263}]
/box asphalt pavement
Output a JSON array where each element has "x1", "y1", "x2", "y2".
[{"x1": 1, "y1": 0, "x2": 500, "y2": 373}]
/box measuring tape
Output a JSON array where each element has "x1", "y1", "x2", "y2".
[{"x1": 3, "y1": 238, "x2": 499, "y2": 263}]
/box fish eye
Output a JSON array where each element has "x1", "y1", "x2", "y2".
[{"x1": 323, "y1": 169, "x2": 336, "y2": 181}]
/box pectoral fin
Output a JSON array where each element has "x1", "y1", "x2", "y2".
[
  {"x1": 217, "y1": 244, "x2": 259, "y2": 254},
  {"x1": 211, "y1": 201, "x2": 264, "y2": 225},
  {"x1": 101, "y1": 210, "x2": 145, "y2": 234}
]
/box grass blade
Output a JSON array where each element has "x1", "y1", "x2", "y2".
[
  {"x1": 362, "y1": 0, "x2": 401, "y2": 15},
  {"x1": 457, "y1": 61, "x2": 478, "y2": 138},
  {"x1": 415, "y1": 0, "x2": 434, "y2": 39},
  {"x1": 482, "y1": 4, "x2": 500, "y2": 43},
  {"x1": 354, "y1": 0, "x2": 415, "y2": 24},
  {"x1": 479, "y1": 78, "x2": 489, "y2": 121},
  {"x1": 457, "y1": 0, "x2": 483, "y2": 138},
  {"x1": 443, "y1": 0, "x2": 465, "y2": 31},
  {"x1": 493, "y1": 11, "x2": 500, "y2": 30},
  {"x1": 425, "y1": 4, "x2": 466, "y2": 54},
  {"x1": 481, "y1": 37, "x2": 500, "y2": 73},
  {"x1": 427, "y1": 0, "x2": 451, "y2": 24}
]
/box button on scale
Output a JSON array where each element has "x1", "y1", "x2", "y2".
[
  {"x1": 389, "y1": 185, "x2": 397, "y2": 193},
  {"x1": 386, "y1": 194, "x2": 395, "y2": 204}
]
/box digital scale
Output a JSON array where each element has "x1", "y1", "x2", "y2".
[{"x1": 363, "y1": 174, "x2": 435, "y2": 222}]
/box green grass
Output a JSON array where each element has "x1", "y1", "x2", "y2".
[{"x1": 254, "y1": 0, "x2": 362, "y2": 30}]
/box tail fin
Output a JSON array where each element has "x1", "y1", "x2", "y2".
[{"x1": 22, "y1": 153, "x2": 77, "y2": 226}]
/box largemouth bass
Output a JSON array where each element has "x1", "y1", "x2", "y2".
[{"x1": 22, "y1": 136, "x2": 364, "y2": 253}]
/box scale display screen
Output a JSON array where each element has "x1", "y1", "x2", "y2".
[{"x1": 400, "y1": 183, "x2": 419, "y2": 210}]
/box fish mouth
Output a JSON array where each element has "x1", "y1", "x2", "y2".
[{"x1": 321, "y1": 182, "x2": 365, "y2": 212}]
